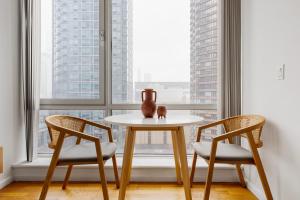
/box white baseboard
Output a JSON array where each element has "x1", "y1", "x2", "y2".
[
  {"x1": 0, "y1": 176, "x2": 13, "y2": 189},
  {"x1": 246, "y1": 178, "x2": 265, "y2": 200},
  {"x1": 12, "y1": 157, "x2": 239, "y2": 183},
  {"x1": 13, "y1": 165, "x2": 239, "y2": 182}
]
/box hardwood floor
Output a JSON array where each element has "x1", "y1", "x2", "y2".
[{"x1": 0, "y1": 182, "x2": 257, "y2": 200}]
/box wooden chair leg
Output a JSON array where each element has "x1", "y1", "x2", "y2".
[
  {"x1": 171, "y1": 131, "x2": 182, "y2": 185},
  {"x1": 62, "y1": 165, "x2": 73, "y2": 190},
  {"x1": 190, "y1": 152, "x2": 197, "y2": 187},
  {"x1": 203, "y1": 141, "x2": 217, "y2": 200},
  {"x1": 203, "y1": 160, "x2": 215, "y2": 200},
  {"x1": 112, "y1": 155, "x2": 120, "y2": 188},
  {"x1": 255, "y1": 160, "x2": 273, "y2": 200},
  {"x1": 236, "y1": 164, "x2": 246, "y2": 187},
  {"x1": 39, "y1": 135, "x2": 64, "y2": 200},
  {"x1": 251, "y1": 148, "x2": 272, "y2": 198},
  {"x1": 39, "y1": 159, "x2": 58, "y2": 200},
  {"x1": 95, "y1": 142, "x2": 109, "y2": 200},
  {"x1": 247, "y1": 133, "x2": 273, "y2": 200}
]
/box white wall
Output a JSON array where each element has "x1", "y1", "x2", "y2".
[
  {"x1": 0, "y1": 0, "x2": 26, "y2": 188},
  {"x1": 242, "y1": 0, "x2": 300, "y2": 199}
]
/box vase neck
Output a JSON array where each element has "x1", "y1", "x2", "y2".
[{"x1": 144, "y1": 91, "x2": 153, "y2": 100}]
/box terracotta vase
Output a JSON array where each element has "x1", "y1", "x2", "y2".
[{"x1": 141, "y1": 89, "x2": 157, "y2": 118}]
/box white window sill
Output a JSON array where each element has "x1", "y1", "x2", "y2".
[
  {"x1": 12, "y1": 156, "x2": 239, "y2": 182},
  {"x1": 14, "y1": 155, "x2": 234, "y2": 169}
]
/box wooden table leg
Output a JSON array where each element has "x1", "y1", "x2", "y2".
[
  {"x1": 127, "y1": 130, "x2": 136, "y2": 185},
  {"x1": 176, "y1": 127, "x2": 192, "y2": 200},
  {"x1": 171, "y1": 130, "x2": 182, "y2": 185},
  {"x1": 118, "y1": 127, "x2": 135, "y2": 200}
]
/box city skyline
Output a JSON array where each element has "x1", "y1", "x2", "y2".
[{"x1": 39, "y1": 0, "x2": 220, "y2": 154}]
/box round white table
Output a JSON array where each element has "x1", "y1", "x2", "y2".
[{"x1": 104, "y1": 114, "x2": 204, "y2": 200}]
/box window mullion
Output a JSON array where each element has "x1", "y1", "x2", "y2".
[{"x1": 105, "y1": 0, "x2": 112, "y2": 116}]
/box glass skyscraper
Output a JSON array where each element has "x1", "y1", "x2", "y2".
[
  {"x1": 190, "y1": 0, "x2": 218, "y2": 105},
  {"x1": 52, "y1": 0, "x2": 133, "y2": 100},
  {"x1": 53, "y1": 0, "x2": 101, "y2": 99},
  {"x1": 190, "y1": 0, "x2": 219, "y2": 139},
  {"x1": 112, "y1": 0, "x2": 133, "y2": 103}
]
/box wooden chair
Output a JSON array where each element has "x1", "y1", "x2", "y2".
[
  {"x1": 190, "y1": 115, "x2": 273, "y2": 200},
  {"x1": 39, "y1": 115, "x2": 119, "y2": 200}
]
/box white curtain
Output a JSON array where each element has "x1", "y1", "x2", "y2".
[{"x1": 20, "y1": 0, "x2": 40, "y2": 162}]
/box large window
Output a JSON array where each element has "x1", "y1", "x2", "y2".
[
  {"x1": 39, "y1": 0, "x2": 221, "y2": 155},
  {"x1": 40, "y1": 0, "x2": 105, "y2": 102}
]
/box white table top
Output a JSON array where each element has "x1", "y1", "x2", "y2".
[{"x1": 104, "y1": 114, "x2": 204, "y2": 127}]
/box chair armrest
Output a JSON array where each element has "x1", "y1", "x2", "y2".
[
  {"x1": 212, "y1": 124, "x2": 261, "y2": 142},
  {"x1": 83, "y1": 119, "x2": 114, "y2": 142},
  {"x1": 195, "y1": 119, "x2": 226, "y2": 142},
  {"x1": 84, "y1": 119, "x2": 111, "y2": 130},
  {"x1": 198, "y1": 119, "x2": 226, "y2": 131},
  {"x1": 212, "y1": 129, "x2": 243, "y2": 142}
]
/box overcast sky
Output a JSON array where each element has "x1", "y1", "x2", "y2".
[{"x1": 133, "y1": 0, "x2": 190, "y2": 82}]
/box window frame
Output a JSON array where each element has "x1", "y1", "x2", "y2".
[
  {"x1": 40, "y1": 0, "x2": 106, "y2": 106},
  {"x1": 38, "y1": 0, "x2": 222, "y2": 156}
]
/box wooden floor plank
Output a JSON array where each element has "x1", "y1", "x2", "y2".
[{"x1": 0, "y1": 182, "x2": 257, "y2": 200}]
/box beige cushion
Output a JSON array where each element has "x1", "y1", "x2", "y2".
[
  {"x1": 193, "y1": 142, "x2": 253, "y2": 161},
  {"x1": 59, "y1": 142, "x2": 116, "y2": 163}
]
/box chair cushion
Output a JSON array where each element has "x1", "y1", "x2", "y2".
[
  {"x1": 59, "y1": 142, "x2": 117, "y2": 163},
  {"x1": 193, "y1": 142, "x2": 253, "y2": 161}
]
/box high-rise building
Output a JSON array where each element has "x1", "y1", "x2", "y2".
[
  {"x1": 52, "y1": 0, "x2": 132, "y2": 100},
  {"x1": 190, "y1": 0, "x2": 218, "y2": 105},
  {"x1": 38, "y1": 0, "x2": 133, "y2": 153},
  {"x1": 111, "y1": 0, "x2": 133, "y2": 103},
  {"x1": 190, "y1": 0, "x2": 219, "y2": 139},
  {"x1": 52, "y1": 0, "x2": 101, "y2": 99}
]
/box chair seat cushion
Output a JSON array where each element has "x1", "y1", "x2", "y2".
[
  {"x1": 59, "y1": 142, "x2": 117, "y2": 163},
  {"x1": 193, "y1": 142, "x2": 253, "y2": 161}
]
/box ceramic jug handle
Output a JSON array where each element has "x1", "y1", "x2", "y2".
[
  {"x1": 141, "y1": 91, "x2": 145, "y2": 101},
  {"x1": 153, "y1": 91, "x2": 157, "y2": 102}
]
